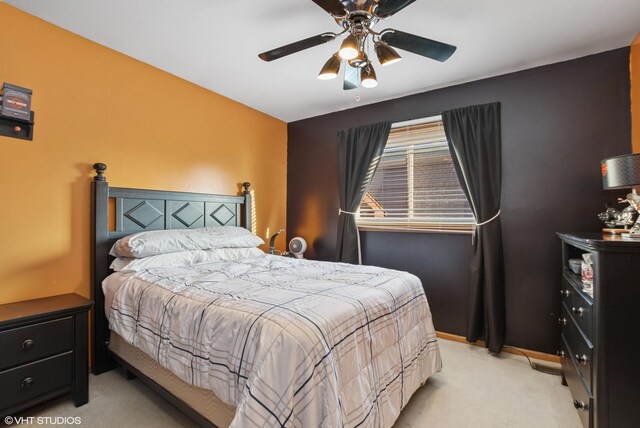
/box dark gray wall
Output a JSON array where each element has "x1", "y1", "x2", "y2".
[{"x1": 287, "y1": 48, "x2": 631, "y2": 353}]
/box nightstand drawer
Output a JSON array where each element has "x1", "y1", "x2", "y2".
[
  {"x1": 0, "y1": 351, "x2": 73, "y2": 413},
  {"x1": 0, "y1": 317, "x2": 73, "y2": 369}
]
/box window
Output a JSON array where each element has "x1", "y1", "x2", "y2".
[{"x1": 357, "y1": 116, "x2": 474, "y2": 233}]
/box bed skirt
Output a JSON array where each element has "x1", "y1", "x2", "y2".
[{"x1": 109, "y1": 332, "x2": 236, "y2": 427}]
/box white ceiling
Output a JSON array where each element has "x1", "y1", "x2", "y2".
[{"x1": 7, "y1": 0, "x2": 640, "y2": 122}]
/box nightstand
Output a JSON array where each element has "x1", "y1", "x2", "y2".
[{"x1": 0, "y1": 294, "x2": 93, "y2": 417}]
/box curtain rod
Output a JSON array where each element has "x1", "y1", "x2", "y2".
[{"x1": 391, "y1": 114, "x2": 442, "y2": 129}]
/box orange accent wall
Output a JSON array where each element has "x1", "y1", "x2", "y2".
[
  {"x1": 632, "y1": 32, "x2": 640, "y2": 153},
  {"x1": 0, "y1": 4, "x2": 287, "y2": 304}
]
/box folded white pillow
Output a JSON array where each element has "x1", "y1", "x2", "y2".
[
  {"x1": 110, "y1": 226, "x2": 264, "y2": 258},
  {"x1": 110, "y1": 247, "x2": 265, "y2": 272}
]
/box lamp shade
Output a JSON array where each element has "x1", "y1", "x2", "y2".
[
  {"x1": 601, "y1": 153, "x2": 640, "y2": 189},
  {"x1": 360, "y1": 64, "x2": 378, "y2": 88},
  {"x1": 339, "y1": 35, "x2": 359, "y2": 60},
  {"x1": 375, "y1": 42, "x2": 402, "y2": 66},
  {"x1": 317, "y1": 54, "x2": 341, "y2": 80}
]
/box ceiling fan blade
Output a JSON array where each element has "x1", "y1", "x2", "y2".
[
  {"x1": 310, "y1": 0, "x2": 348, "y2": 16},
  {"x1": 343, "y1": 65, "x2": 360, "y2": 90},
  {"x1": 375, "y1": 0, "x2": 417, "y2": 18},
  {"x1": 381, "y1": 30, "x2": 456, "y2": 62},
  {"x1": 258, "y1": 33, "x2": 336, "y2": 62}
]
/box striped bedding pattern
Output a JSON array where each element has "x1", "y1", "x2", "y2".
[{"x1": 107, "y1": 255, "x2": 441, "y2": 427}]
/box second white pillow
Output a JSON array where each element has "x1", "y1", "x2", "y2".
[{"x1": 110, "y1": 226, "x2": 264, "y2": 258}]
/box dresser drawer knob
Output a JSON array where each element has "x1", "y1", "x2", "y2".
[
  {"x1": 557, "y1": 350, "x2": 565, "y2": 358},
  {"x1": 558, "y1": 317, "x2": 567, "y2": 326},
  {"x1": 21, "y1": 339, "x2": 35, "y2": 350},
  {"x1": 21, "y1": 377, "x2": 34, "y2": 389},
  {"x1": 576, "y1": 354, "x2": 588, "y2": 365},
  {"x1": 573, "y1": 399, "x2": 587, "y2": 411},
  {"x1": 572, "y1": 307, "x2": 584, "y2": 317},
  {"x1": 561, "y1": 290, "x2": 570, "y2": 297}
]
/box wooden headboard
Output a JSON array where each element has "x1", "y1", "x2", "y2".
[{"x1": 90, "y1": 163, "x2": 253, "y2": 374}]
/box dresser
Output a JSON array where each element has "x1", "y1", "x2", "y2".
[
  {"x1": 0, "y1": 294, "x2": 93, "y2": 417},
  {"x1": 557, "y1": 233, "x2": 640, "y2": 428}
]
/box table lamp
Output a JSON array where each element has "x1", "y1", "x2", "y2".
[{"x1": 601, "y1": 153, "x2": 640, "y2": 236}]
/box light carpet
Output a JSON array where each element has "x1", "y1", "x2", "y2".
[{"x1": 13, "y1": 339, "x2": 582, "y2": 427}]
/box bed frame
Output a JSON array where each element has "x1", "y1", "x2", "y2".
[{"x1": 90, "y1": 162, "x2": 252, "y2": 383}]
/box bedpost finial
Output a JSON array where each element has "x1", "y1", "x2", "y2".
[
  {"x1": 93, "y1": 163, "x2": 107, "y2": 181},
  {"x1": 242, "y1": 182, "x2": 251, "y2": 195}
]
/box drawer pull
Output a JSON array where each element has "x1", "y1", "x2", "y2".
[
  {"x1": 557, "y1": 350, "x2": 565, "y2": 358},
  {"x1": 572, "y1": 307, "x2": 584, "y2": 317},
  {"x1": 576, "y1": 354, "x2": 588, "y2": 365},
  {"x1": 561, "y1": 290, "x2": 570, "y2": 297},
  {"x1": 558, "y1": 317, "x2": 567, "y2": 326},
  {"x1": 573, "y1": 400, "x2": 587, "y2": 411},
  {"x1": 21, "y1": 377, "x2": 34, "y2": 389},
  {"x1": 21, "y1": 339, "x2": 35, "y2": 350}
]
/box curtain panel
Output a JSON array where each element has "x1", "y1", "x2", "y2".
[
  {"x1": 337, "y1": 122, "x2": 391, "y2": 264},
  {"x1": 442, "y1": 102, "x2": 505, "y2": 353}
]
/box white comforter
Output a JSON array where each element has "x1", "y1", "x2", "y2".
[{"x1": 106, "y1": 254, "x2": 441, "y2": 428}]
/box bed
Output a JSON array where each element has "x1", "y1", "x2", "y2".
[{"x1": 90, "y1": 163, "x2": 442, "y2": 427}]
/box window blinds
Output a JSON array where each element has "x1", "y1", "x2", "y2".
[{"x1": 357, "y1": 117, "x2": 474, "y2": 232}]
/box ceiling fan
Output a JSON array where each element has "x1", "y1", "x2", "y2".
[{"x1": 258, "y1": 0, "x2": 457, "y2": 90}]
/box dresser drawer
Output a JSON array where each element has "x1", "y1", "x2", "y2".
[
  {"x1": 0, "y1": 351, "x2": 73, "y2": 413},
  {"x1": 570, "y1": 291, "x2": 593, "y2": 340},
  {"x1": 560, "y1": 277, "x2": 574, "y2": 309},
  {"x1": 562, "y1": 304, "x2": 593, "y2": 389},
  {"x1": 561, "y1": 336, "x2": 592, "y2": 428},
  {"x1": 561, "y1": 276, "x2": 593, "y2": 340},
  {"x1": 0, "y1": 317, "x2": 74, "y2": 369}
]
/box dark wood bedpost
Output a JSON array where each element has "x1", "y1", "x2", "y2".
[
  {"x1": 242, "y1": 182, "x2": 253, "y2": 234},
  {"x1": 91, "y1": 163, "x2": 116, "y2": 374}
]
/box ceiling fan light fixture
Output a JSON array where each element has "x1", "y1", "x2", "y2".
[
  {"x1": 375, "y1": 42, "x2": 402, "y2": 66},
  {"x1": 317, "y1": 53, "x2": 342, "y2": 80},
  {"x1": 339, "y1": 35, "x2": 359, "y2": 60},
  {"x1": 361, "y1": 64, "x2": 378, "y2": 88}
]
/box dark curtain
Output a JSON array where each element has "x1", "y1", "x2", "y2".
[
  {"x1": 442, "y1": 102, "x2": 505, "y2": 353},
  {"x1": 337, "y1": 122, "x2": 391, "y2": 264}
]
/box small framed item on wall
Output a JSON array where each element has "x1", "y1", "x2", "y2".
[
  {"x1": 1, "y1": 83, "x2": 32, "y2": 120},
  {"x1": 0, "y1": 82, "x2": 35, "y2": 141}
]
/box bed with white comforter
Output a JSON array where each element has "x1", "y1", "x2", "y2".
[{"x1": 105, "y1": 254, "x2": 441, "y2": 428}]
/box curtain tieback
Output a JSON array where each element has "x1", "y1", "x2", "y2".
[
  {"x1": 338, "y1": 208, "x2": 362, "y2": 264},
  {"x1": 475, "y1": 210, "x2": 501, "y2": 227},
  {"x1": 338, "y1": 208, "x2": 357, "y2": 215},
  {"x1": 472, "y1": 210, "x2": 501, "y2": 245}
]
